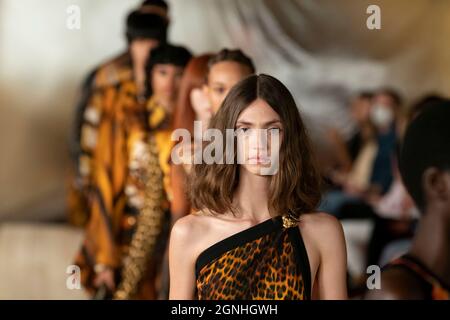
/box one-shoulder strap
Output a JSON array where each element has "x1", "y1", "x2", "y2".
[{"x1": 195, "y1": 216, "x2": 282, "y2": 277}]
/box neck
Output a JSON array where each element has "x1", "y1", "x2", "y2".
[
  {"x1": 410, "y1": 204, "x2": 450, "y2": 287},
  {"x1": 233, "y1": 168, "x2": 271, "y2": 223},
  {"x1": 132, "y1": 57, "x2": 147, "y2": 96},
  {"x1": 377, "y1": 125, "x2": 391, "y2": 135},
  {"x1": 153, "y1": 95, "x2": 174, "y2": 114}
]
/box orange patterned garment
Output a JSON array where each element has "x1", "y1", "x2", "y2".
[{"x1": 385, "y1": 254, "x2": 450, "y2": 300}]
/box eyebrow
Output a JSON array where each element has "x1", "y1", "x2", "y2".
[
  {"x1": 209, "y1": 81, "x2": 225, "y2": 86},
  {"x1": 236, "y1": 120, "x2": 282, "y2": 126}
]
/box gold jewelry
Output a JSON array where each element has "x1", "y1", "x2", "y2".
[{"x1": 282, "y1": 211, "x2": 299, "y2": 229}]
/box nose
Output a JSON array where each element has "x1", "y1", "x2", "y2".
[
  {"x1": 247, "y1": 129, "x2": 271, "y2": 153},
  {"x1": 166, "y1": 79, "x2": 175, "y2": 93}
]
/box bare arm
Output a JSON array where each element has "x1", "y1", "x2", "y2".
[
  {"x1": 168, "y1": 217, "x2": 197, "y2": 299},
  {"x1": 161, "y1": 164, "x2": 192, "y2": 298},
  {"x1": 314, "y1": 214, "x2": 348, "y2": 299}
]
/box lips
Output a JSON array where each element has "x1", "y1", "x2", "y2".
[{"x1": 247, "y1": 156, "x2": 271, "y2": 164}]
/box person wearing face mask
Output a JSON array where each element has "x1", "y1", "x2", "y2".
[
  {"x1": 368, "y1": 89, "x2": 403, "y2": 196},
  {"x1": 370, "y1": 102, "x2": 395, "y2": 131},
  {"x1": 331, "y1": 88, "x2": 403, "y2": 205},
  {"x1": 326, "y1": 89, "x2": 403, "y2": 218}
]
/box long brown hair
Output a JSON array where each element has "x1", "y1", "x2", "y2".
[
  {"x1": 190, "y1": 74, "x2": 322, "y2": 219},
  {"x1": 172, "y1": 54, "x2": 213, "y2": 134}
]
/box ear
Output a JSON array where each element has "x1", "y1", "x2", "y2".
[{"x1": 423, "y1": 167, "x2": 450, "y2": 204}]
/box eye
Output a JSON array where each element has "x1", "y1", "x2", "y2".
[
  {"x1": 236, "y1": 127, "x2": 250, "y2": 134},
  {"x1": 267, "y1": 127, "x2": 283, "y2": 134},
  {"x1": 213, "y1": 87, "x2": 225, "y2": 95},
  {"x1": 158, "y1": 69, "x2": 168, "y2": 76}
]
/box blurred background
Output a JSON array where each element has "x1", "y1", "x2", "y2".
[{"x1": 0, "y1": 0, "x2": 449, "y2": 299}]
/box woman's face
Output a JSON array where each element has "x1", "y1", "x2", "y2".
[
  {"x1": 204, "y1": 61, "x2": 252, "y2": 114},
  {"x1": 151, "y1": 64, "x2": 184, "y2": 111},
  {"x1": 190, "y1": 87, "x2": 212, "y2": 122},
  {"x1": 235, "y1": 99, "x2": 283, "y2": 176}
]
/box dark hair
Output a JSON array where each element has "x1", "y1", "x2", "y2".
[
  {"x1": 208, "y1": 49, "x2": 256, "y2": 74},
  {"x1": 375, "y1": 88, "x2": 403, "y2": 107},
  {"x1": 408, "y1": 94, "x2": 444, "y2": 121},
  {"x1": 399, "y1": 100, "x2": 450, "y2": 211},
  {"x1": 190, "y1": 74, "x2": 322, "y2": 218},
  {"x1": 125, "y1": 11, "x2": 168, "y2": 43},
  {"x1": 145, "y1": 44, "x2": 192, "y2": 97},
  {"x1": 141, "y1": 0, "x2": 168, "y2": 11},
  {"x1": 357, "y1": 91, "x2": 374, "y2": 100}
]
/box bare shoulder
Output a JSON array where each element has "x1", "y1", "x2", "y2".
[
  {"x1": 171, "y1": 210, "x2": 256, "y2": 274},
  {"x1": 299, "y1": 212, "x2": 346, "y2": 253},
  {"x1": 171, "y1": 210, "x2": 211, "y2": 240},
  {"x1": 299, "y1": 212, "x2": 344, "y2": 237},
  {"x1": 365, "y1": 267, "x2": 426, "y2": 300},
  {"x1": 170, "y1": 210, "x2": 221, "y2": 256}
]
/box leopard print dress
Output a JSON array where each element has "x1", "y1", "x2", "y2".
[{"x1": 195, "y1": 214, "x2": 311, "y2": 300}]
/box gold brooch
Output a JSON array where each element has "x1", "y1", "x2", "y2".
[{"x1": 282, "y1": 212, "x2": 299, "y2": 229}]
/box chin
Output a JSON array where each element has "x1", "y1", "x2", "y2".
[{"x1": 242, "y1": 164, "x2": 272, "y2": 176}]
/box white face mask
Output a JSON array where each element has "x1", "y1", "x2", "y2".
[{"x1": 370, "y1": 104, "x2": 394, "y2": 128}]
